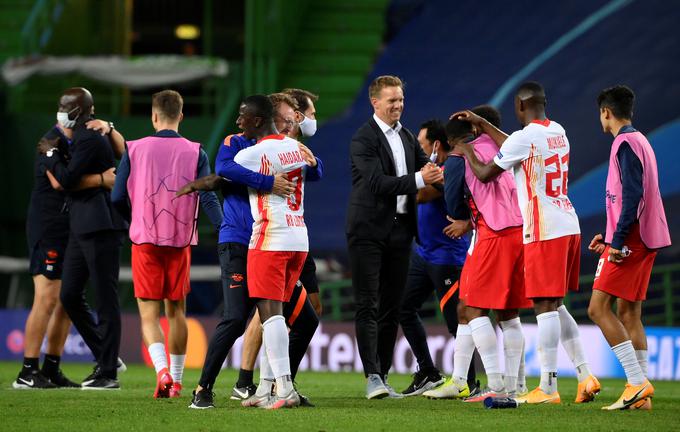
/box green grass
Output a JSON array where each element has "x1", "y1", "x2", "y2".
[{"x1": 1, "y1": 361, "x2": 679, "y2": 431}]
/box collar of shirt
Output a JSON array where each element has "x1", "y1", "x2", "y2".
[
  {"x1": 154, "y1": 129, "x2": 182, "y2": 138},
  {"x1": 617, "y1": 124, "x2": 637, "y2": 135},
  {"x1": 373, "y1": 113, "x2": 402, "y2": 135}
]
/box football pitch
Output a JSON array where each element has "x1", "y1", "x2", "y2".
[{"x1": 1, "y1": 362, "x2": 679, "y2": 431}]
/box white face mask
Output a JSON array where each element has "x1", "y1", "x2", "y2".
[
  {"x1": 56, "y1": 111, "x2": 77, "y2": 129},
  {"x1": 429, "y1": 143, "x2": 439, "y2": 163},
  {"x1": 298, "y1": 115, "x2": 317, "y2": 137}
]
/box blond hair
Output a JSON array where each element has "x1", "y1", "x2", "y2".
[
  {"x1": 368, "y1": 75, "x2": 403, "y2": 99},
  {"x1": 268, "y1": 92, "x2": 299, "y2": 111}
]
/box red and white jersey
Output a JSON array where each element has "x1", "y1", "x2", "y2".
[
  {"x1": 234, "y1": 134, "x2": 309, "y2": 252},
  {"x1": 493, "y1": 119, "x2": 580, "y2": 244}
]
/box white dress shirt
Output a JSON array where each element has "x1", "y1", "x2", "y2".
[{"x1": 373, "y1": 114, "x2": 425, "y2": 214}]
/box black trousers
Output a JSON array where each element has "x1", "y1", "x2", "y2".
[
  {"x1": 348, "y1": 216, "x2": 412, "y2": 377},
  {"x1": 199, "y1": 242, "x2": 319, "y2": 389},
  {"x1": 60, "y1": 230, "x2": 123, "y2": 379},
  {"x1": 399, "y1": 252, "x2": 461, "y2": 371},
  {"x1": 399, "y1": 252, "x2": 478, "y2": 386}
]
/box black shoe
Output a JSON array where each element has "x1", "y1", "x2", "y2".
[
  {"x1": 467, "y1": 380, "x2": 482, "y2": 399},
  {"x1": 189, "y1": 389, "x2": 215, "y2": 409},
  {"x1": 401, "y1": 368, "x2": 445, "y2": 397},
  {"x1": 82, "y1": 367, "x2": 119, "y2": 390},
  {"x1": 293, "y1": 381, "x2": 315, "y2": 407},
  {"x1": 230, "y1": 383, "x2": 257, "y2": 400},
  {"x1": 46, "y1": 369, "x2": 80, "y2": 388},
  {"x1": 13, "y1": 370, "x2": 57, "y2": 389},
  {"x1": 82, "y1": 376, "x2": 120, "y2": 390}
]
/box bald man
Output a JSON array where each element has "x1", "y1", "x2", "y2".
[{"x1": 40, "y1": 87, "x2": 128, "y2": 390}]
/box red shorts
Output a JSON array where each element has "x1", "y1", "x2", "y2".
[
  {"x1": 593, "y1": 225, "x2": 657, "y2": 302},
  {"x1": 524, "y1": 234, "x2": 581, "y2": 299},
  {"x1": 460, "y1": 226, "x2": 531, "y2": 310},
  {"x1": 131, "y1": 244, "x2": 191, "y2": 301},
  {"x1": 247, "y1": 250, "x2": 308, "y2": 302}
]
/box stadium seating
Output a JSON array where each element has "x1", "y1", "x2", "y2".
[{"x1": 305, "y1": 0, "x2": 680, "y2": 256}]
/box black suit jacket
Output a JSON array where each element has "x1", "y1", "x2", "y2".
[
  {"x1": 45, "y1": 123, "x2": 128, "y2": 235},
  {"x1": 346, "y1": 117, "x2": 429, "y2": 241}
]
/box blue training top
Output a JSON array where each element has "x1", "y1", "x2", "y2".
[{"x1": 416, "y1": 160, "x2": 469, "y2": 266}]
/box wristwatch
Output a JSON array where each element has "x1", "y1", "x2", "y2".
[{"x1": 107, "y1": 121, "x2": 115, "y2": 135}]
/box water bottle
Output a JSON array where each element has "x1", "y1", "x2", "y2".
[{"x1": 483, "y1": 396, "x2": 519, "y2": 409}]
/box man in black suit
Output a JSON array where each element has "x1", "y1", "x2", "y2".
[
  {"x1": 42, "y1": 87, "x2": 128, "y2": 389},
  {"x1": 347, "y1": 75, "x2": 444, "y2": 399}
]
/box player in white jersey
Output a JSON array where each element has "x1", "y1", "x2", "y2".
[
  {"x1": 233, "y1": 105, "x2": 320, "y2": 410},
  {"x1": 454, "y1": 82, "x2": 599, "y2": 404}
]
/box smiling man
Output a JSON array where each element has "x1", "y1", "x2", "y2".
[{"x1": 347, "y1": 75, "x2": 443, "y2": 399}]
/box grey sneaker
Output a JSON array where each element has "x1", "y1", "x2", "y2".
[
  {"x1": 366, "y1": 374, "x2": 389, "y2": 399},
  {"x1": 384, "y1": 381, "x2": 404, "y2": 399},
  {"x1": 260, "y1": 389, "x2": 301, "y2": 410},
  {"x1": 241, "y1": 392, "x2": 272, "y2": 407}
]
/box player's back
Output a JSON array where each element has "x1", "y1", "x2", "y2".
[
  {"x1": 233, "y1": 134, "x2": 309, "y2": 251},
  {"x1": 509, "y1": 120, "x2": 580, "y2": 243}
]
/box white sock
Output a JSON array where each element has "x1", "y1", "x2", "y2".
[
  {"x1": 262, "y1": 315, "x2": 293, "y2": 397},
  {"x1": 255, "y1": 337, "x2": 275, "y2": 397},
  {"x1": 536, "y1": 311, "x2": 560, "y2": 394},
  {"x1": 148, "y1": 342, "x2": 168, "y2": 373},
  {"x1": 169, "y1": 354, "x2": 185, "y2": 383},
  {"x1": 499, "y1": 317, "x2": 524, "y2": 394},
  {"x1": 453, "y1": 324, "x2": 475, "y2": 386},
  {"x1": 469, "y1": 316, "x2": 503, "y2": 391},
  {"x1": 636, "y1": 350, "x2": 648, "y2": 378},
  {"x1": 557, "y1": 305, "x2": 591, "y2": 382},
  {"x1": 613, "y1": 340, "x2": 645, "y2": 385},
  {"x1": 518, "y1": 339, "x2": 527, "y2": 393}
]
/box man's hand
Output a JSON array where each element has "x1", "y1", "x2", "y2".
[
  {"x1": 308, "y1": 292, "x2": 322, "y2": 317},
  {"x1": 443, "y1": 216, "x2": 472, "y2": 239},
  {"x1": 101, "y1": 167, "x2": 116, "y2": 190},
  {"x1": 608, "y1": 247, "x2": 625, "y2": 263},
  {"x1": 37, "y1": 137, "x2": 59, "y2": 154},
  {"x1": 272, "y1": 173, "x2": 295, "y2": 197},
  {"x1": 588, "y1": 233, "x2": 606, "y2": 255},
  {"x1": 450, "y1": 110, "x2": 485, "y2": 126},
  {"x1": 176, "y1": 174, "x2": 224, "y2": 197},
  {"x1": 298, "y1": 142, "x2": 317, "y2": 167},
  {"x1": 86, "y1": 119, "x2": 111, "y2": 136},
  {"x1": 421, "y1": 163, "x2": 444, "y2": 185}
]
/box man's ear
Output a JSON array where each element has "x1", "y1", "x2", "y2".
[
  {"x1": 518, "y1": 100, "x2": 525, "y2": 112},
  {"x1": 178, "y1": 112, "x2": 184, "y2": 123},
  {"x1": 370, "y1": 97, "x2": 378, "y2": 110}
]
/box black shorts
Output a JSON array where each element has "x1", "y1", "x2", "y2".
[
  {"x1": 29, "y1": 242, "x2": 66, "y2": 280},
  {"x1": 298, "y1": 254, "x2": 319, "y2": 294}
]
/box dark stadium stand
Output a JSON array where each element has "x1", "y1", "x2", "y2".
[{"x1": 304, "y1": 0, "x2": 680, "y2": 259}]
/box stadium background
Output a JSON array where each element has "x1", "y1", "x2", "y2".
[{"x1": 0, "y1": 0, "x2": 679, "y2": 380}]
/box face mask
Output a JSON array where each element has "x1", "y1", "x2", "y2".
[
  {"x1": 429, "y1": 143, "x2": 439, "y2": 163},
  {"x1": 56, "y1": 107, "x2": 79, "y2": 129},
  {"x1": 298, "y1": 115, "x2": 317, "y2": 137}
]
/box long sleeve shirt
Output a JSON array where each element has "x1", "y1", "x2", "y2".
[
  {"x1": 111, "y1": 129, "x2": 223, "y2": 231},
  {"x1": 611, "y1": 125, "x2": 644, "y2": 250}
]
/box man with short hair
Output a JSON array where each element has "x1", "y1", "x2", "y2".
[
  {"x1": 13, "y1": 113, "x2": 119, "y2": 389},
  {"x1": 232, "y1": 90, "x2": 321, "y2": 407},
  {"x1": 234, "y1": 95, "x2": 321, "y2": 409},
  {"x1": 431, "y1": 105, "x2": 530, "y2": 402},
  {"x1": 39, "y1": 87, "x2": 128, "y2": 389},
  {"x1": 454, "y1": 82, "x2": 598, "y2": 404},
  {"x1": 587, "y1": 85, "x2": 670, "y2": 410},
  {"x1": 183, "y1": 94, "x2": 322, "y2": 409},
  {"x1": 348, "y1": 75, "x2": 443, "y2": 399},
  {"x1": 397, "y1": 119, "x2": 474, "y2": 397},
  {"x1": 111, "y1": 90, "x2": 223, "y2": 398}
]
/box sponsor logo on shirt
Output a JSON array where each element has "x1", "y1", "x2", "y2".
[{"x1": 496, "y1": 151, "x2": 504, "y2": 159}]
